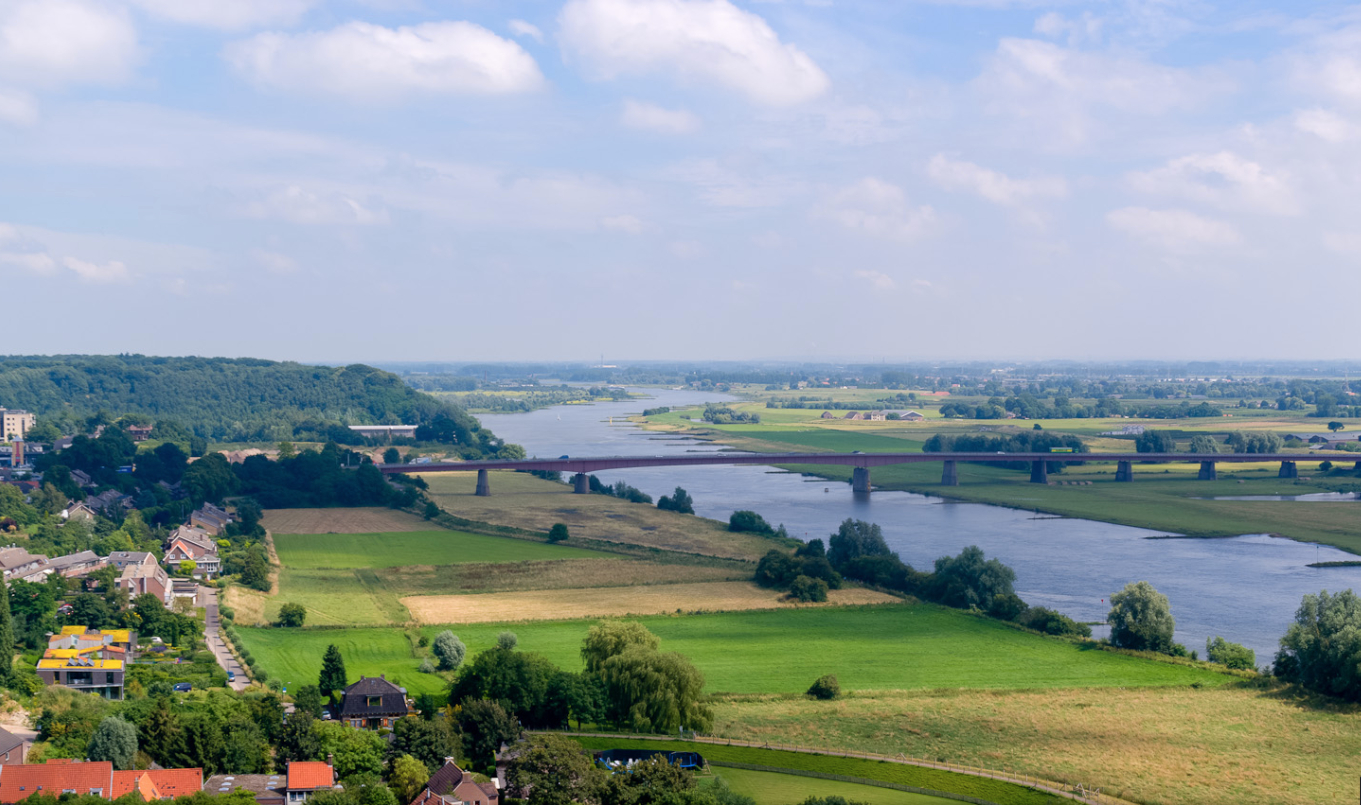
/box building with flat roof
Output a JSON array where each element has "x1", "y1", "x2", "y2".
[{"x1": 0, "y1": 410, "x2": 34, "y2": 442}]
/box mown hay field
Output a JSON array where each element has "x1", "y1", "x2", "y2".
[
  {"x1": 261, "y1": 507, "x2": 432, "y2": 534},
  {"x1": 272, "y1": 529, "x2": 605, "y2": 569},
  {"x1": 417, "y1": 471, "x2": 780, "y2": 560},
  {"x1": 400, "y1": 580, "x2": 898, "y2": 624},
  {"x1": 708, "y1": 684, "x2": 1361, "y2": 805},
  {"x1": 237, "y1": 603, "x2": 1233, "y2": 697}
]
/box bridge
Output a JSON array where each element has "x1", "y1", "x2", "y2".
[{"x1": 378, "y1": 452, "x2": 1354, "y2": 496}]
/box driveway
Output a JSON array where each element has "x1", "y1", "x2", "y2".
[{"x1": 201, "y1": 585, "x2": 248, "y2": 691}]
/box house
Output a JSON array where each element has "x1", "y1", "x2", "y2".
[
  {"x1": 348, "y1": 425, "x2": 418, "y2": 440},
  {"x1": 43, "y1": 551, "x2": 105, "y2": 579},
  {"x1": 189, "y1": 503, "x2": 231, "y2": 536},
  {"x1": 0, "y1": 729, "x2": 24, "y2": 766},
  {"x1": 59, "y1": 503, "x2": 95, "y2": 525},
  {"x1": 0, "y1": 761, "x2": 202, "y2": 803},
  {"x1": 164, "y1": 527, "x2": 220, "y2": 578},
  {"x1": 901, "y1": 410, "x2": 925, "y2": 422},
  {"x1": 83, "y1": 491, "x2": 132, "y2": 516},
  {"x1": 206, "y1": 760, "x2": 339, "y2": 805},
  {"x1": 820, "y1": 411, "x2": 835, "y2": 419},
  {"x1": 843, "y1": 411, "x2": 864, "y2": 420},
  {"x1": 407, "y1": 759, "x2": 498, "y2": 805},
  {"x1": 170, "y1": 579, "x2": 199, "y2": 606},
  {"x1": 126, "y1": 425, "x2": 153, "y2": 442},
  {"x1": 68, "y1": 470, "x2": 93, "y2": 488},
  {"x1": 114, "y1": 555, "x2": 172, "y2": 606},
  {"x1": 867, "y1": 411, "x2": 887, "y2": 421},
  {"x1": 0, "y1": 546, "x2": 47, "y2": 582},
  {"x1": 335, "y1": 675, "x2": 412, "y2": 729},
  {"x1": 48, "y1": 627, "x2": 135, "y2": 653},
  {"x1": 35, "y1": 655, "x2": 125, "y2": 699}
]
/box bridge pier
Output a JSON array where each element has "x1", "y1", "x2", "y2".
[
  {"x1": 852, "y1": 467, "x2": 872, "y2": 494},
  {"x1": 1198, "y1": 461, "x2": 1217, "y2": 481},
  {"x1": 941, "y1": 460, "x2": 958, "y2": 486},
  {"x1": 1029, "y1": 460, "x2": 1048, "y2": 484},
  {"x1": 475, "y1": 469, "x2": 491, "y2": 497},
  {"x1": 1279, "y1": 461, "x2": 1298, "y2": 479},
  {"x1": 572, "y1": 473, "x2": 590, "y2": 494},
  {"x1": 1115, "y1": 461, "x2": 1133, "y2": 482}
]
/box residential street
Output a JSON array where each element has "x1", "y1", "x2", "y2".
[{"x1": 201, "y1": 585, "x2": 247, "y2": 691}]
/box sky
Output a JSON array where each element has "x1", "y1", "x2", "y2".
[{"x1": 0, "y1": 0, "x2": 1358, "y2": 364}]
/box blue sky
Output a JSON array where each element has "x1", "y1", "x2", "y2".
[{"x1": 0, "y1": 0, "x2": 1357, "y2": 362}]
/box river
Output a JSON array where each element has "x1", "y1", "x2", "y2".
[{"x1": 477, "y1": 387, "x2": 1361, "y2": 663}]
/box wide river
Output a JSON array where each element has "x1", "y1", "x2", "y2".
[{"x1": 478, "y1": 387, "x2": 1361, "y2": 663}]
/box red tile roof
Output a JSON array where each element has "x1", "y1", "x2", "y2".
[
  {"x1": 287, "y1": 763, "x2": 334, "y2": 791},
  {"x1": 112, "y1": 769, "x2": 203, "y2": 800},
  {"x1": 0, "y1": 761, "x2": 113, "y2": 802}
]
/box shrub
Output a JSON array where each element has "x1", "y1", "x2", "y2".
[
  {"x1": 806, "y1": 674, "x2": 841, "y2": 700},
  {"x1": 432, "y1": 630, "x2": 466, "y2": 671},
  {"x1": 787, "y1": 575, "x2": 829, "y2": 603},
  {"x1": 988, "y1": 593, "x2": 1028, "y2": 621},
  {"x1": 418, "y1": 657, "x2": 436, "y2": 674},
  {"x1": 754, "y1": 550, "x2": 800, "y2": 588},
  {"x1": 729, "y1": 510, "x2": 775, "y2": 535},
  {"x1": 497, "y1": 632, "x2": 518, "y2": 651},
  {"x1": 547, "y1": 523, "x2": 570, "y2": 543},
  {"x1": 1017, "y1": 607, "x2": 1092, "y2": 638},
  {"x1": 278, "y1": 602, "x2": 307, "y2": 628},
  {"x1": 1206, "y1": 636, "x2": 1255, "y2": 670}
]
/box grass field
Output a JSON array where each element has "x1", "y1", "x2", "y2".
[
  {"x1": 236, "y1": 603, "x2": 1233, "y2": 697},
  {"x1": 707, "y1": 767, "x2": 959, "y2": 805},
  {"x1": 261, "y1": 507, "x2": 432, "y2": 534},
  {"x1": 400, "y1": 581, "x2": 898, "y2": 624},
  {"x1": 273, "y1": 529, "x2": 605, "y2": 568},
  {"x1": 569, "y1": 737, "x2": 1055, "y2": 805},
  {"x1": 417, "y1": 471, "x2": 779, "y2": 560},
  {"x1": 709, "y1": 684, "x2": 1361, "y2": 805}
]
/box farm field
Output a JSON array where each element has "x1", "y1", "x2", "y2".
[
  {"x1": 706, "y1": 768, "x2": 958, "y2": 805},
  {"x1": 273, "y1": 529, "x2": 605, "y2": 569},
  {"x1": 708, "y1": 684, "x2": 1361, "y2": 805},
  {"x1": 400, "y1": 580, "x2": 898, "y2": 624},
  {"x1": 416, "y1": 471, "x2": 778, "y2": 560},
  {"x1": 261, "y1": 507, "x2": 431, "y2": 534},
  {"x1": 570, "y1": 737, "x2": 1054, "y2": 805},
  {"x1": 236, "y1": 603, "x2": 1233, "y2": 698}
]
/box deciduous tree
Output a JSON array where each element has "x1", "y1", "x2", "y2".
[
  {"x1": 1107, "y1": 581, "x2": 1176, "y2": 654},
  {"x1": 87, "y1": 716, "x2": 137, "y2": 770},
  {"x1": 1275, "y1": 589, "x2": 1361, "y2": 700},
  {"x1": 431, "y1": 631, "x2": 465, "y2": 671}
]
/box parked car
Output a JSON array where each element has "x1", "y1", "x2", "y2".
[
  {"x1": 172, "y1": 682, "x2": 193, "y2": 692},
  {"x1": 226, "y1": 671, "x2": 235, "y2": 682}
]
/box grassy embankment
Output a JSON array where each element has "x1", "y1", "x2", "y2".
[
  {"x1": 639, "y1": 401, "x2": 1361, "y2": 554},
  {"x1": 236, "y1": 603, "x2": 1232, "y2": 698}
]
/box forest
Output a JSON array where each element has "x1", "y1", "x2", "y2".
[{"x1": 0, "y1": 356, "x2": 490, "y2": 445}]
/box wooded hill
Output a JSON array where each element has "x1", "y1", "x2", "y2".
[{"x1": 0, "y1": 355, "x2": 492, "y2": 446}]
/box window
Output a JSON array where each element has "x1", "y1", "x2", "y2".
[{"x1": 367, "y1": 696, "x2": 381, "y2": 707}]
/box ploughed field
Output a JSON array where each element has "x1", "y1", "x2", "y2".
[{"x1": 235, "y1": 603, "x2": 1232, "y2": 699}]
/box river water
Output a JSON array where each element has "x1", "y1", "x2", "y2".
[{"x1": 478, "y1": 388, "x2": 1361, "y2": 664}]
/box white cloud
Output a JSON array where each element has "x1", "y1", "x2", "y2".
[
  {"x1": 225, "y1": 21, "x2": 544, "y2": 98},
  {"x1": 129, "y1": 0, "x2": 317, "y2": 30},
  {"x1": 1295, "y1": 108, "x2": 1359, "y2": 142},
  {"x1": 241, "y1": 185, "x2": 387, "y2": 226},
  {"x1": 1106, "y1": 207, "x2": 1240, "y2": 251},
  {"x1": 64, "y1": 256, "x2": 130, "y2": 284},
  {"x1": 853, "y1": 269, "x2": 895, "y2": 291},
  {"x1": 1127, "y1": 152, "x2": 1298, "y2": 216},
  {"x1": 668, "y1": 159, "x2": 801, "y2": 208},
  {"x1": 600, "y1": 214, "x2": 643, "y2": 233},
  {"x1": 251, "y1": 249, "x2": 298, "y2": 273},
  {"x1": 621, "y1": 99, "x2": 700, "y2": 134},
  {"x1": 1033, "y1": 12, "x2": 1102, "y2": 46},
  {"x1": 975, "y1": 38, "x2": 1232, "y2": 144},
  {"x1": 559, "y1": 0, "x2": 830, "y2": 106},
  {"x1": 926, "y1": 154, "x2": 1067, "y2": 206},
  {"x1": 0, "y1": 0, "x2": 138, "y2": 88},
  {"x1": 0, "y1": 89, "x2": 36, "y2": 125},
  {"x1": 508, "y1": 19, "x2": 544, "y2": 43},
  {"x1": 821, "y1": 178, "x2": 936, "y2": 241}
]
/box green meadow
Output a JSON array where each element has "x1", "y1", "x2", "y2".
[
  {"x1": 706, "y1": 768, "x2": 958, "y2": 805},
  {"x1": 570, "y1": 737, "x2": 1054, "y2": 805},
  {"x1": 237, "y1": 603, "x2": 1231, "y2": 698},
  {"x1": 273, "y1": 529, "x2": 605, "y2": 569}
]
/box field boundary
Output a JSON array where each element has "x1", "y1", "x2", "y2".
[
  {"x1": 547, "y1": 731, "x2": 1131, "y2": 805},
  {"x1": 709, "y1": 761, "x2": 1000, "y2": 805}
]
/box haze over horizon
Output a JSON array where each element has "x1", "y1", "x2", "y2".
[{"x1": 1, "y1": 0, "x2": 1357, "y2": 362}]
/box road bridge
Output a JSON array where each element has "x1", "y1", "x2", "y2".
[{"x1": 379, "y1": 452, "x2": 1354, "y2": 496}]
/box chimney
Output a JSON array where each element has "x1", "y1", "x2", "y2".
[{"x1": 327, "y1": 754, "x2": 336, "y2": 780}]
